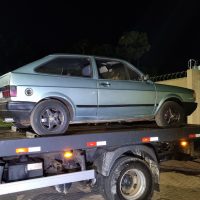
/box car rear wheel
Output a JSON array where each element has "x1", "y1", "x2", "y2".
[
  {"x1": 155, "y1": 101, "x2": 185, "y2": 128},
  {"x1": 30, "y1": 99, "x2": 70, "y2": 135}
]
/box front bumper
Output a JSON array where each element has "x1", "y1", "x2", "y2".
[
  {"x1": 0, "y1": 101, "x2": 36, "y2": 124},
  {"x1": 183, "y1": 102, "x2": 197, "y2": 116}
]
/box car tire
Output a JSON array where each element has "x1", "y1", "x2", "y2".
[
  {"x1": 155, "y1": 101, "x2": 185, "y2": 128},
  {"x1": 30, "y1": 99, "x2": 70, "y2": 135},
  {"x1": 100, "y1": 156, "x2": 154, "y2": 200}
]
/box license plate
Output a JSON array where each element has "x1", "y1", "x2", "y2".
[{"x1": 0, "y1": 91, "x2": 2, "y2": 98}]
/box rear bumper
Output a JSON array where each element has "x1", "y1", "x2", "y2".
[
  {"x1": 0, "y1": 101, "x2": 36, "y2": 124},
  {"x1": 183, "y1": 102, "x2": 197, "y2": 116}
]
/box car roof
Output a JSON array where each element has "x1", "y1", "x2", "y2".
[{"x1": 12, "y1": 54, "x2": 143, "y2": 75}]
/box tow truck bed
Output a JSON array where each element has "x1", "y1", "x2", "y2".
[
  {"x1": 0, "y1": 123, "x2": 200, "y2": 157},
  {"x1": 0, "y1": 123, "x2": 200, "y2": 198}
]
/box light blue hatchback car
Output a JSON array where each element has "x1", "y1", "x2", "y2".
[{"x1": 0, "y1": 54, "x2": 197, "y2": 135}]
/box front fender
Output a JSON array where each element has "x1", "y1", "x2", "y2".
[{"x1": 155, "y1": 94, "x2": 183, "y2": 114}]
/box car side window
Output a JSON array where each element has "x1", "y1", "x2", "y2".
[
  {"x1": 126, "y1": 67, "x2": 141, "y2": 81},
  {"x1": 35, "y1": 57, "x2": 92, "y2": 78},
  {"x1": 95, "y1": 58, "x2": 129, "y2": 80}
]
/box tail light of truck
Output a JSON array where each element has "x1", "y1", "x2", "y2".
[
  {"x1": 180, "y1": 140, "x2": 188, "y2": 148},
  {"x1": 64, "y1": 151, "x2": 73, "y2": 159},
  {"x1": 2, "y1": 85, "x2": 17, "y2": 98}
]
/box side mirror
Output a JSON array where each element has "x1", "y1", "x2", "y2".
[{"x1": 142, "y1": 74, "x2": 149, "y2": 81}]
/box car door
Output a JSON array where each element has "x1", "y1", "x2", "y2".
[
  {"x1": 95, "y1": 57, "x2": 156, "y2": 120},
  {"x1": 60, "y1": 56, "x2": 98, "y2": 121}
]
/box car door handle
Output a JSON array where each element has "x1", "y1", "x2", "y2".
[{"x1": 100, "y1": 82, "x2": 111, "y2": 87}]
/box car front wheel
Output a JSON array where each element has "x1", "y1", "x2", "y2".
[
  {"x1": 30, "y1": 99, "x2": 70, "y2": 135},
  {"x1": 155, "y1": 101, "x2": 185, "y2": 128}
]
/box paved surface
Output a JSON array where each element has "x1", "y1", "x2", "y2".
[
  {"x1": 1, "y1": 160, "x2": 200, "y2": 200},
  {"x1": 153, "y1": 172, "x2": 200, "y2": 200}
]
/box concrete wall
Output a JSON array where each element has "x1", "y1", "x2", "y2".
[
  {"x1": 157, "y1": 77, "x2": 187, "y2": 88},
  {"x1": 157, "y1": 69, "x2": 200, "y2": 124}
]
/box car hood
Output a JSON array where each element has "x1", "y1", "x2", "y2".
[{"x1": 155, "y1": 83, "x2": 194, "y2": 94}]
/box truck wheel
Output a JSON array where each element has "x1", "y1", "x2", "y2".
[
  {"x1": 102, "y1": 156, "x2": 154, "y2": 200},
  {"x1": 155, "y1": 101, "x2": 185, "y2": 128},
  {"x1": 30, "y1": 99, "x2": 70, "y2": 135}
]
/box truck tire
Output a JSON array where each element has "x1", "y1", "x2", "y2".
[
  {"x1": 30, "y1": 99, "x2": 70, "y2": 135},
  {"x1": 101, "y1": 156, "x2": 154, "y2": 200},
  {"x1": 155, "y1": 101, "x2": 185, "y2": 128}
]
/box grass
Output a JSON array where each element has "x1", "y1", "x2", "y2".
[{"x1": 0, "y1": 120, "x2": 12, "y2": 128}]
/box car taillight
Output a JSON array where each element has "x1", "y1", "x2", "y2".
[{"x1": 2, "y1": 85, "x2": 17, "y2": 98}]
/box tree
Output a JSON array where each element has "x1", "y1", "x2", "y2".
[
  {"x1": 73, "y1": 39, "x2": 91, "y2": 54},
  {"x1": 73, "y1": 40, "x2": 115, "y2": 57},
  {"x1": 116, "y1": 31, "x2": 150, "y2": 64},
  {"x1": 92, "y1": 43, "x2": 115, "y2": 57}
]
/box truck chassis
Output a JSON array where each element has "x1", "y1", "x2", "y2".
[{"x1": 0, "y1": 123, "x2": 199, "y2": 200}]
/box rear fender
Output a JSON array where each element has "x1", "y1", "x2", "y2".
[{"x1": 39, "y1": 92, "x2": 76, "y2": 120}]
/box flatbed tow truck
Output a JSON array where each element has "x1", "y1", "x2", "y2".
[{"x1": 0, "y1": 123, "x2": 200, "y2": 200}]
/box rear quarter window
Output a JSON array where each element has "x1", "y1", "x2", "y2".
[{"x1": 35, "y1": 57, "x2": 92, "y2": 78}]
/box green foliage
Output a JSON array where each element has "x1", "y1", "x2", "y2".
[
  {"x1": 91, "y1": 44, "x2": 115, "y2": 57},
  {"x1": 73, "y1": 39, "x2": 92, "y2": 54},
  {"x1": 73, "y1": 40, "x2": 115, "y2": 57},
  {"x1": 0, "y1": 120, "x2": 12, "y2": 128},
  {"x1": 72, "y1": 31, "x2": 150, "y2": 63},
  {"x1": 116, "y1": 31, "x2": 151, "y2": 62}
]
